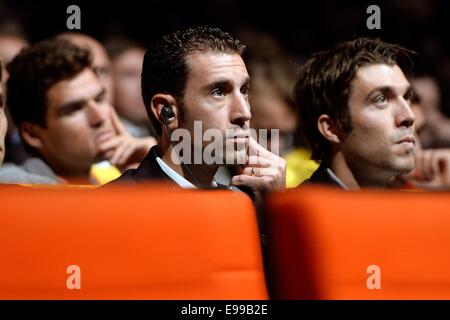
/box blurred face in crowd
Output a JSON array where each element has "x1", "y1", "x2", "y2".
[
  {"x1": 338, "y1": 64, "x2": 416, "y2": 185},
  {"x1": 0, "y1": 35, "x2": 28, "y2": 88},
  {"x1": 178, "y1": 52, "x2": 251, "y2": 164},
  {"x1": 112, "y1": 47, "x2": 148, "y2": 125},
  {"x1": 410, "y1": 76, "x2": 441, "y2": 117},
  {"x1": 59, "y1": 33, "x2": 114, "y2": 104},
  {"x1": 25, "y1": 68, "x2": 116, "y2": 176},
  {"x1": 0, "y1": 67, "x2": 7, "y2": 165},
  {"x1": 0, "y1": 106, "x2": 6, "y2": 166},
  {"x1": 0, "y1": 36, "x2": 28, "y2": 134},
  {"x1": 250, "y1": 80, "x2": 297, "y2": 155}
]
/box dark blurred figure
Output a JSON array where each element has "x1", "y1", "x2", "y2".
[
  {"x1": 236, "y1": 29, "x2": 318, "y2": 187},
  {"x1": 105, "y1": 37, "x2": 154, "y2": 137},
  {"x1": 410, "y1": 75, "x2": 450, "y2": 148},
  {"x1": 391, "y1": 93, "x2": 450, "y2": 190},
  {"x1": 0, "y1": 24, "x2": 30, "y2": 164},
  {"x1": 0, "y1": 59, "x2": 8, "y2": 166}
]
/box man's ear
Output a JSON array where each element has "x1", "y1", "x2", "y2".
[
  {"x1": 151, "y1": 94, "x2": 179, "y2": 130},
  {"x1": 317, "y1": 114, "x2": 342, "y2": 144},
  {"x1": 20, "y1": 122, "x2": 45, "y2": 150}
]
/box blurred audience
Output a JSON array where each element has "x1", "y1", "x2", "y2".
[
  {"x1": 410, "y1": 75, "x2": 450, "y2": 148},
  {"x1": 0, "y1": 28, "x2": 30, "y2": 164},
  {"x1": 0, "y1": 39, "x2": 154, "y2": 185},
  {"x1": 390, "y1": 93, "x2": 450, "y2": 190},
  {"x1": 0, "y1": 59, "x2": 7, "y2": 167},
  {"x1": 235, "y1": 29, "x2": 318, "y2": 188},
  {"x1": 105, "y1": 37, "x2": 154, "y2": 138}
]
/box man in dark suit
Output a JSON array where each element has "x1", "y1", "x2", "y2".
[
  {"x1": 112, "y1": 26, "x2": 286, "y2": 198},
  {"x1": 295, "y1": 38, "x2": 416, "y2": 189}
]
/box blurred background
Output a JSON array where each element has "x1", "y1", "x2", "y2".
[
  {"x1": 1, "y1": 0, "x2": 449, "y2": 124},
  {"x1": 1, "y1": 0, "x2": 450, "y2": 186}
]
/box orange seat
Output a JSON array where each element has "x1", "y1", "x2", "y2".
[
  {"x1": 0, "y1": 184, "x2": 268, "y2": 299},
  {"x1": 266, "y1": 186, "x2": 450, "y2": 299}
]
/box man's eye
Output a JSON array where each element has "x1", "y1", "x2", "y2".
[
  {"x1": 373, "y1": 94, "x2": 387, "y2": 105},
  {"x1": 60, "y1": 105, "x2": 82, "y2": 116},
  {"x1": 241, "y1": 86, "x2": 249, "y2": 95},
  {"x1": 95, "y1": 94, "x2": 105, "y2": 103},
  {"x1": 211, "y1": 88, "x2": 224, "y2": 97}
]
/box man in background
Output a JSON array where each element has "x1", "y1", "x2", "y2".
[
  {"x1": 0, "y1": 39, "x2": 153, "y2": 184},
  {"x1": 295, "y1": 38, "x2": 416, "y2": 189}
]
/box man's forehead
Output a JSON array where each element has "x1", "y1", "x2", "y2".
[
  {"x1": 186, "y1": 52, "x2": 249, "y2": 81},
  {"x1": 47, "y1": 68, "x2": 102, "y2": 105},
  {"x1": 353, "y1": 64, "x2": 410, "y2": 91}
]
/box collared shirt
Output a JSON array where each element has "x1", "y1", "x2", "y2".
[
  {"x1": 155, "y1": 156, "x2": 219, "y2": 189},
  {"x1": 326, "y1": 167, "x2": 349, "y2": 190}
]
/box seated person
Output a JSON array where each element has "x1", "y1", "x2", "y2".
[
  {"x1": 0, "y1": 39, "x2": 153, "y2": 185},
  {"x1": 294, "y1": 38, "x2": 416, "y2": 189},
  {"x1": 106, "y1": 37, "x2": 154, "y2": 138},
  {"x1": 0, "y1": 59, "x2": 7, "y2": 167},
  {"x1": 110, "y1": 26, "x2": 286, "y2": 202},
  {"x1": 58, "y1": 32, "x2": 156, "y2": 148},
  {"x1": 0, "y1": 30, "x2": 30, "y2": 164},
  {"x1": 391, "y1": 94, "x2": 450, "y2": 190}
]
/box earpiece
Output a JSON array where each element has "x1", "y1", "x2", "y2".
[
  {"x1": 160, "y1": 103, "x2": 201, "y2": 188},
  {"x1": 161, "y1": 105, "x2": 175, "y2": 123}
]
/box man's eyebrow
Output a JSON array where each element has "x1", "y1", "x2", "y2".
[
  {"x1": 366, "y1": 85, "x2": 412, "y2": 99},
  {"x1": 56, "y1": 99, "x2": 86, "y2": 116},
  {"x1": 57, "y1": 88, "x2": 105, "y2": 115},
  {"x1": 242, "y1": 77, "x2": 251, "y2": 87},
  {"x1": 404, "y1": 86, "x2": 414, "y2": 97},
  {"x1": 204, "y1": 79, "x2": 232, "y2": 91},
  {"x1": 95, "y1": 88, "x2": 107, "y2": 100},
  {"x1": 204, "y1": 77, "x2": 251, "y2": 91}
]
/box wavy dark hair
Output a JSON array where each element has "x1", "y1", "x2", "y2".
[
  {"x1": 6, "y1": 39, "x2": 92, "y2": 129},
  {"x1": 293, "y1": 37, "x2": 415, "y2": 163}
]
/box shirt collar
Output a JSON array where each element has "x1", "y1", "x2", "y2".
[
  {"x1": 155, "y1": 156, "x2": 218, "y2": 189},
  {"x1": 326, "y1": 167, "x2": 349, "y2": 190}
]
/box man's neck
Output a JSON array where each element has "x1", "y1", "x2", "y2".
[
  {"x1": 329, "y1": 152, "x2": 361, "y2": 190},
  {"x1": 41, "y1": 157, "x2": 91, "y2": 184},
  {"x1": 161, "y1": 145, "x2": 218, "y2": 187}
]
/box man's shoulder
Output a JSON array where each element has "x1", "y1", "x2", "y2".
[
  {"x1": 106, "y1": 146, "x2": 169, "y2": 186},
  {"x1": 0, "y1": 158, "x2": 60, "y2": 185},
  {"x1": 105, "y1": 167, "x2": 139, "y2": 186},
  {"x1": 299, "y1": 165, "x2": 342, "y2": 188}
]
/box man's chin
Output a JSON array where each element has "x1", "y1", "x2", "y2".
[{"x1": 394, "y1": 159, "x2": 415, "y2": 176}]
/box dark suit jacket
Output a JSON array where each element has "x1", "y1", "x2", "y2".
[
  {"x1": 300, "y1": 164, "x2": 344, "y2": 189},
  {"x1": 108, "y1": 146, "x2": 235, "y2": 191}
]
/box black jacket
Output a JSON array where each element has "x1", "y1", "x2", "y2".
[
  {"x1": 300, "y1": 165, "x2": 345, "y2": 189},
  {"x1": 108, "y1": 146, "x2": 234, "y2": 191}
]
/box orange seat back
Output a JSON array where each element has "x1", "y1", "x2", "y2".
[
  {"x1": 266, "y1": 186, "x2": 450, "y2": 299},
  {"x1": 0, "y1": 184, "x2": 268, "y2": 299}
]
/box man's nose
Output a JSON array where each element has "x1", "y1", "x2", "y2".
[
  {"x1": 87, "y1": 101, "x2": 108, "y2": 128},
  {"x1": 396, "y1": 98, "x2": 415, "y2": 128},
  {"x1": 230, "y1": 93, "x2": 251, "y2": 127}
]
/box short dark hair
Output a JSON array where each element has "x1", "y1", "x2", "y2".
[
  {"x1": 293, "y1": 37, "x2": 415, "y2": 163},
  {"x1": 6, "y1": 39, "x2": 92, "y2": 129},
  {"x1": 141, "y1": 26, "x2": 246, "y2": 136}
]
